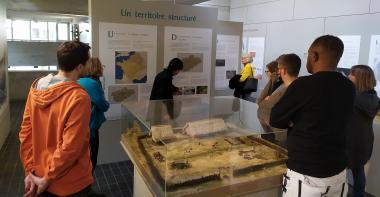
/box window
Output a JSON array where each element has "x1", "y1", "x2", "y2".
[
  {"x1": 31, "y1": 21, "x2": 48, "y2": 40},
  {"x1": 69, "y1": 23, "x2": 73, "y2": 41},
  {"x1": 6, "y1": 19, "x2": 72, "y2": 42},
  {"x1": 58, "y1": 23, "x2": 69, "y2": 40},
  {"x1": 12, "y1": 20, "x2": 30, "y2": 40},
  {"x1": 48, "y1": 22, "x2": 57, "y2": 41},
  {"x1": 79, "y1": 22, "x2": 91, "y2": 44},
  {"x1": 5, "y1": 16, "x2": 79, "y2": 71}
]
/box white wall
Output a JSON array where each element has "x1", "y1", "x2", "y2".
[
  {"x1": 230, "y1": 0, "x2": 380, "y2": 91},
  {"x1": 8, "y1": 41, "x2": 61, "y2": 66},
  {"x1": 5, "y1": 0, "x2": 88, "y2": 15},
  {"x1": 324, "y1": 13, "x2": 380, "y2": 65},
  {"x1": 195, "y1": 0, "x2": 230, "y2": 20},
  {"x1": 230, "y1": 0, "x2": 380, "y2": 195},
  {"x1": 372, "y1": 0, "x2": 380, "y2": 12},
  {"x1": 294, "y1": 0, "x2": 370, "y2": 19},
  {"x1": 265, "y1": 18, "x2": 325, "y2": 76}
]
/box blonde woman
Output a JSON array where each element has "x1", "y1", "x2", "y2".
[
  {"x1": 347, "y1": 65, "x2": 380, "y2": 197},
  {"x1": 238, "y1": 53, "x2": 254, "y2": 100},
  {"x1": 78, "y1": 57, "x2": 110, "y2": 172},
  {"x1": 239, "y1": 53, "x2": 254, "y2": 82}
]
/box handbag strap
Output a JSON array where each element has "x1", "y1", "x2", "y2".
[{"x1": 250, "y1": 64, "x2": 254, "y2": 78}]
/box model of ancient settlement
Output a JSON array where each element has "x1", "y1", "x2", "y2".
[{"x1": 122, "y1": 118, "x2": 288, "y2": 196}]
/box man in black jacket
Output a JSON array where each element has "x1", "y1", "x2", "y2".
[
  {"x1": 270, "y1": 35, "x2": 355, "y2": 196},
  {"x1": 150, "y1": 58, "x2": 183, "y2": 100}
]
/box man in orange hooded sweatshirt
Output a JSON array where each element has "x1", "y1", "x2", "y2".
[{"x1": 19, "y1": 41, "x2": 94, "y2": 196}]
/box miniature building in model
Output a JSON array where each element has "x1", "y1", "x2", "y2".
[
  {"x1": 184, "y1": 118, "x2": 227, "y2": 137},
  {"x1": 151, "y1": 125, "x2": 174, "y2": 142}
]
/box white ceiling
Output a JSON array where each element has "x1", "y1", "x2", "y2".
[
  {"x1": 141, "y1": 0, "x2": 209, "y2": 5},
  {"x1": 5, "y1": 0, "x2": 210, "y2": 15},
  {"x1": 4, "y1": 0, "x2": 210, "y2": 22}
]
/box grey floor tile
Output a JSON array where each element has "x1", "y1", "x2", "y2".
[
  {"x1": 120, "y1": 189, "x2": 132, "y2": 197},
  {"x1": 109, "y1": 183, "x2": 119, "y2": 191},
  {"x1": 117, "y1": 181, "x2": 129, "y2": 190},
  {"x1": 98, "y1": 184, "x2": 110, "y2": 192},
  {"x1": 106, "y1": 176, "x2": 117, "y2": 185}
]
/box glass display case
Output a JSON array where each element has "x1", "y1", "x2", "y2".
[{"x1": 120, "y1": 96, "x2": 287, "y2": 197}]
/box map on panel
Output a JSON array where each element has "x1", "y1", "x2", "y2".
[
  {"x1": 178, "y1": 53, "x2": 203, "y2": 72},
  {"x1": 115, "y1": 51, "x2": 147, "y2": 84}
]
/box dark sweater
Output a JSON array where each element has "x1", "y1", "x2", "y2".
[
  {"x1": 150, "y1": 69, "x2": 179, "y2": 100},
  {"x1": 229, "y1": 74, "x2": 243, "y2": 97},
  {"x1": 270, "y1": 71, "x2": 355, "y2": 178},
  {"x1": 346, "y1": 90, "x2": 380, "y2": 168}
]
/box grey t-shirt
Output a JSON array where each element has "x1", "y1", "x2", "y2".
[{"x1": 36, "y1": 73, "x2": 71, "y2": 90}]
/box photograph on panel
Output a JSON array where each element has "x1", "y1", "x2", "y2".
[
  {"x1": 196, "y1": 86, "x2": 208, "y2": 95},
  {"x1": 216, "y1": 59, "x2": 226, "y2": 67},
  {"x1": 226, "y1": 70, "x2": 236, "y2": 79},
  {"x1": 183, "y1": 86, "x2": 196, "y2": 95},
  {"x1": 108, "y1": 85, "x2": 138, "y2": 104}
]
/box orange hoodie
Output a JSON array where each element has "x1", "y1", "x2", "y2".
[{"x1": 19, "y1": 78, "x2": 93, "y2": 196}]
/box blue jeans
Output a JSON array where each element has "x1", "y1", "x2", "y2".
[{"x1": 351, "y1": 166, "x2": 366, "y2": 197}]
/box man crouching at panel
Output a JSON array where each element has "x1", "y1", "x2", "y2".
[
  {"x1": 257, "y1": 53, "x2": 301, "y2": 137},
  {"x1": 270, "y1": 35, "x2": 355, "y2": 196}
]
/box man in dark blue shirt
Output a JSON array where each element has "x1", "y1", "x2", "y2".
[
  {"x1": 270, "y1": 35, "x2": 355, "y2": 196},
  {"x1": 150, "y1": 58, "x2": 183, "y2": 100}
]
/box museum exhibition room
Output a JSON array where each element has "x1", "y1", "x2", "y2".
[{"x1": 0, "y1": 0, "x2": 380, "y2": 196}]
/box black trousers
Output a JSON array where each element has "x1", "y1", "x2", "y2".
[{"x1": 90, "y1": 129, "x2": 99, "y2": 173}]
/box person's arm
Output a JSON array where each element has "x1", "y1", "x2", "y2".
[
  {"x1": 257, "y1": 80, "x2": 273, "y2": 105},
  {"x1": 19, "y1": 93, "x2": 33, "y2": 176},
  {"x1": 258, "y1": 86, "x2": 286, "y2": 123},
  {"x1": 171, "y1": 83, "x2": 179, "y2": 93},
  {"x1": 270, "y1": 81, "x2": 302, "y2": 129},
  {"x1": 88, "y1": 82, "x2": 110, "y2": 112},
  {"x1": 43, "y1": 94, "x2": 91, "y2": 181},
  {"x1": 239, "y1": 64, "x2": 252, "y2": 82}
]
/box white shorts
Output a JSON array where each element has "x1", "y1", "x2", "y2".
[{"x1": 282, "y1": 169, "x2": 348, "y2": 197}]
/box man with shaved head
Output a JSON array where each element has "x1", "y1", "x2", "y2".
[{"x1": 270, "y1": 35, "x2": 356, "y2": 196}]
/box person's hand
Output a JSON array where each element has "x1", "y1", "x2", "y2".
[
  {"x1": 29, "y1": 174, "x2": 51, "y2": 195},
  {"x1": 174, "y1": 90, "x2": 182, "y2": 95},
  {"x1": 24, "y1": 174, "x2": 36, "y2": 197}
]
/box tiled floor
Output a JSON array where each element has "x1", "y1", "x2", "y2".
[
  {"x1": 0, "y1": 101, "x2": 134, "y2": 197},
  {"x1": 0, "y1": 101, "x2": 27, "y2": 196},
  {"x1": 93, "y1": 161, "x2": 134, "y2": 197}
]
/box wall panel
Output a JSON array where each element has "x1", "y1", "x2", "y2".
[
  {"x1": 294, "y1": 0, "x2": 370, "y2": 19},
  {"x1": 245, "y1": 0, "x2": 294, "y2": 24}
]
